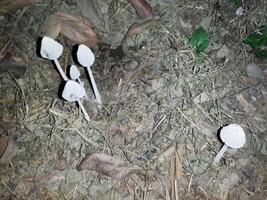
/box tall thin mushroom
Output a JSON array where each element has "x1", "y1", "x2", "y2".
[
  {"x1": 40, "y1": 36, "x2": 68, "y2": 81},
  {"x1": 77, "y1": 44, "x2": 102, "y2": 106}
]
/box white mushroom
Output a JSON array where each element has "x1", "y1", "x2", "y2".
[
  {"x1": 40, "y1": 36, "x2": 68, "y2": 81},
  {"x1": 77, "y1": 44, "x2": 102, "y2": 106},
  {"x1": 69, "y1": 64, "x2": 88, "y2": 98},
  {"x1": 69, "y1": 64, "x2": 81, "y2": 81},
  {"x1": 62, "y1": 80, "x2": 90, "y2": 121},
  {"x1": 214, "y1": 124, "x2": 246, "y2": 163}
]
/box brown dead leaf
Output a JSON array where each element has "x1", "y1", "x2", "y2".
[
  {"x1": 14, "y1": 179, "x2": 36, "y2": 200},
  {"x1": 0, "y1": 53, "x2": 28, "y2": 78},
  {"x1": 77, "y1": 153, "x2": 143, "y2": 180},
  {"x1": 44, "y1": 12, "x2": 98, "y2": 48},
  {"x1": 14, "y1": 173, "x2": 64, "y2": 200},
  {"x1": 236, "y1": 94, "x2": 256, "y2": 113},
  {"x1": 0, "y1": 137, "x2": 8, "y2": 158},
  {"x1": 0, "y1": 0, "x2": 40, "y2": 12},
  {"x1": 0, "y1": 137, "x2": 17, "y2": 165},
  {"x1": 127, "y1": 0, "x2": 154, "y2": 19}
]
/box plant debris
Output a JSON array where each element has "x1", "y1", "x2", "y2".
[
  {"x1": 127, "y1": 0, "x2": 154, "y2": 19},
  {"x1": 0, "y1": 0, "x2": 266, "y2": 199},
  {"x1": 0, "y1": 0, "x2": 40, "y2": 13},
  {"x1": 77, "y1": 153, "x2": 143, "y2": 180},
  {"x1": 44, "y1": 12, "x2": 99, "y2": 48},
  {"x1": 0, "y1": 53, "x2": 28, "y2": 78}
]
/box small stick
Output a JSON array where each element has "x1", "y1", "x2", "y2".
[{"x1": 77, "y1": 99, "x2": 90, "y2": 121}]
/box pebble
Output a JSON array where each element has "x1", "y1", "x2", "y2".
[{"x1": 246, "y1": 63, "x2": 264, "y2": 79}]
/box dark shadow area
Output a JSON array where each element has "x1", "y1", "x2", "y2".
[
  {"x1": 71, "y1": 44, "x2": 80, "y2": 66},
  {"x1": 57, "y1": 80, "x2": 67, "y2": 101},
  {"x1": 216, "y1": 125, "x2": 229, "y2": 143},
  {"x1": 67, "y1": 65, "x2": 72, "y2": 79},
  {"x1": 36, "y1": 37, "x2": 43, "y2": 58}
]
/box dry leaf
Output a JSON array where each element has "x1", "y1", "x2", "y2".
[
  {"x1": 44, "y1": 12, "x2": 98, "y2": 48},
  {"x1": 0, "y1": 53, "x2": 28, "y2": 78},
  {"x1": 0, "y1": 137, "x2": 9, "y2": 159},
  {"x1": 14, "y1": 173, "x2": 64, "y2": 200},
  {"x1": 0, "y1": 137, "x2": 17, "y2": 165},
  {"x1": 127, "y1": 0, "x2": 154, "y2": 19},
  {"x1": 0, "y1": 0, "x2": 40, "y2": 12},
  {"x1": 77, "y1": 153, "x2": 142, "y2": 180},
  {"x1": 236, "y1": 94, "x2": 256, "y2": 113}
]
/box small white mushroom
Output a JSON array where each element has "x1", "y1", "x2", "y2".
[
  {"x1": 62, "y1": 80, "x2": 90, "y2": 121},
  {"x1": 214, "y1": 124, "x2": 246, "y2": 163},
  {"x1": 69, "y1": 65, "x2": 81, "y2": 81},
  {"x1": 77, "y1": 44, "x2": 102, "y2": 106},
  {"x1": 69, "y1": 64, "x2": 88, "y2": 98},
  {"x1": 40, "y1": 36, "x2": 68, "y2": 81}
]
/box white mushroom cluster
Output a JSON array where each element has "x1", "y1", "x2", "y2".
[
  {"x1": 40, "y1": 36, "x2": 102, "y2": 121},
  {"x1": 39, "y1": 37, "x2": 246, "y2": 164}
]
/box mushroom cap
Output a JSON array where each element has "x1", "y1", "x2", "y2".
[
  {"x1": 40, "y1": 36, "x2": 63, "y2": 60},
  {"x1": 220, "y1": 124, "x2": 246, "y2": 149},
  {"x1": 62, "y1": 80, "x2": 86, "y2": 102},
  {"x1": 69, "y1": 65, "x2": 81, "y2": 80},
  {"x1": 77, "y1": 44, "x2": 95, "y2": 68}
]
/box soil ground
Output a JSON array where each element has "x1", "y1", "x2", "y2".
[{"x1": 0, "y1": 0, "x2": 266, "y2": 199}]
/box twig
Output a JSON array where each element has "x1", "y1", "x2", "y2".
[
  {"x1": 0, "y1": 38, "x2": 12, "y2": 56},
  {"x1": 75, "y1": 129, "x2": 98, "y2": 147},
  {"x1": 187, "y1": 174, "x2": 193, "y2": 194},
  {"x1": 149, "y1": 115, "x2": 166, "y2": 140},
  {"x1": 177, "y1": 107, "x2": 201, "y2": 131},
  {"x1": 1, "y1": 181, "x2": 16, "y2": 196}
]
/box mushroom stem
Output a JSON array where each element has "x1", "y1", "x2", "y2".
[
  {"x1": 86, "y1": 67, "x2": 102, "y2": 106},
  {"x1": 77, "y1": 100, "x2": 90, "y2": 121},
  {"x1": 77, "y1": 78, "x2": 88, "y2": 98},
  {"x1": 54, "y1": 59, "x2": 68, "y2": 81},
  {"x1": 214, "y1": 144, "x2": 228, "y2": 163}
]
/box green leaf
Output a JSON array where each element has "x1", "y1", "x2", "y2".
[
  {"x1": 243, "y1": 27, "x2": 267, "y2": 49},
  {"x1": 233, "y1": 0, "x2": 243, "y2": 7},
  {"x1": 188, "y1": 27, "x2": 209, "y2": 53},
  {"x1": 254, "y1": 48, "x2": 267, "y2": 60},
  {"x1": 243, "y1": 26, "x2": 267, "y2": 60}
]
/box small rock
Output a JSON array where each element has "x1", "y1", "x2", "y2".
[
  {"x1": 200, "y1": 16, "x2": 212, "y2": 31},
  {"x1": 66, "y1": 168, "x2": 83, "y2": 183},
  {"x1": 109, "y1": 133, "x2": 126, "y2": 146},
  {"x1": 151, "y1": 78, "x2": 164, "y2": 90},
  {"x1": 216, "y1": 45, "x2": 230, "y2": 59},
  {"x1": 193, "y1": 92, "x2": 210, "y2": 104},
  {"x1": 170, "y1": 84, "x2": 183, "y2": 97},
  {"x1": 179, "y1": 17, "x2": 192, "y2": 29},
  {"x1": 219, "y1": 173, "x2": 239, "y2": 192},
  {"x1": 246, "y1": 63, "x2": 264, "y2": 79},
  {"x1": 260, "y1": 142, "x2": 267, "y2": 156}
]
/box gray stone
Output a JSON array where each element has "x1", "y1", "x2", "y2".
[
  {"x1": 246, "y1": 63, "x2": 264, "y2": 79},
  {"x1": 260, "y1": 142, "x2": 267, "y2": 156},
  {"x1": 216, "y1": 45, "x2": 230, "y2": 59}
]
